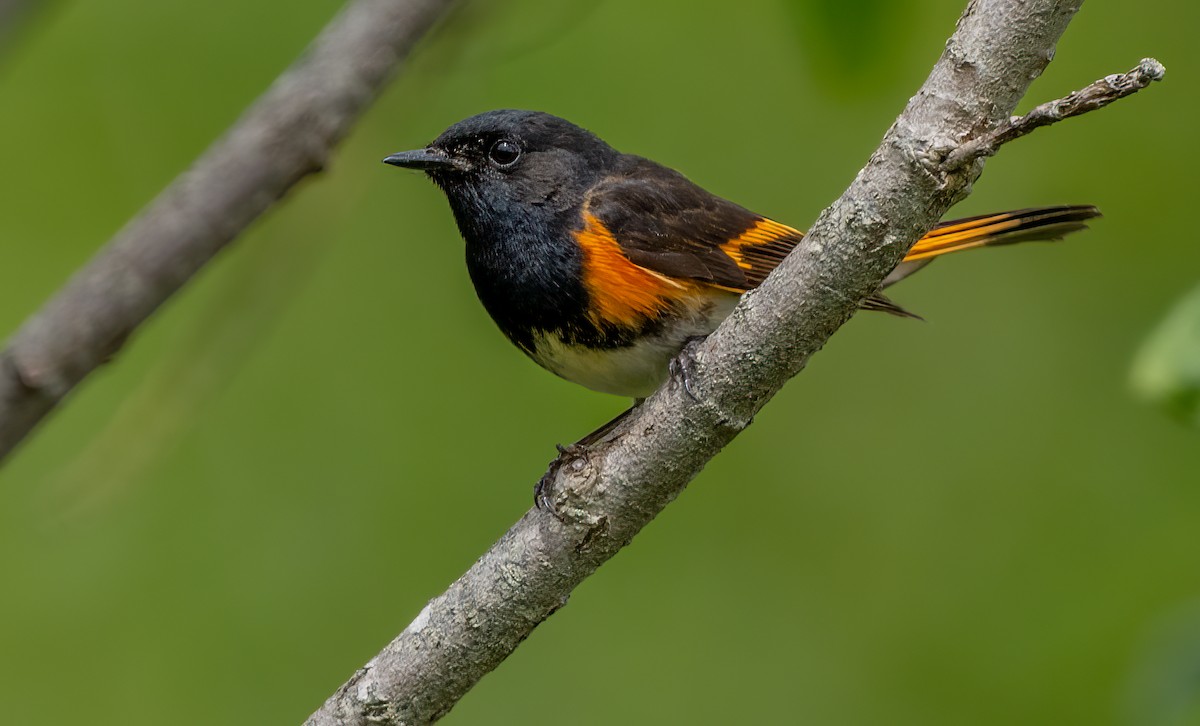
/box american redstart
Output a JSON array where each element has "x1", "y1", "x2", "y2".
[{"x1": 384, "y1": 110, "x2": 1098, "y2": 400}]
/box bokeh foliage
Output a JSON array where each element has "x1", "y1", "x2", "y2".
[
  {"x1": 0, "y1": 1, "x2": 1196, "y2": 724},
  {"x1": 1134, "y1": 285, "x2": 1200, "y2": 428}
]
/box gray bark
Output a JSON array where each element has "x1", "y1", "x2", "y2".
[
  {"x1": 0, "y1": 0, "x2": 457, "y2": 460},
  {"x1": 305, "y1": 1, "x2": 1164, "y2": 724}
]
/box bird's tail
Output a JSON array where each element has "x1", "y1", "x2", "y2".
[
  {"x1": 909, "y1": 205, "x2": 1101, "y2": 260},
  {"x1": 883, "y1": 205, "x2": 1101, "y2": 288},
  {"x1": 865, "y1": 204, "x2": 1100, "y2": 318}
]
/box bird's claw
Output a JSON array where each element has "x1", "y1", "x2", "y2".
[
  {"x1": 534, "y1": 443, "x2": 579, "y2": 520},
  {"x1": 669, "y1": 337, "x2": 706, "y2": 401}
]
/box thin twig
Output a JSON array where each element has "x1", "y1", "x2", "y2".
[
  {"x1": 0, "y1": 0, "x2": 457, "y2": 461},
  {"x1": 305, "y1": 2, "x2": 1163, "y2": 725},
  {"x1": 943, "y1": 57, "x2": 1165, "y2": 170}
]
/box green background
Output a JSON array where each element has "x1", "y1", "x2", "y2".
[{"x1": 1, "y1": 1, "x2": 1197, "y2": 724}]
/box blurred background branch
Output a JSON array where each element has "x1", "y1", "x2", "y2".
[
  {"x1": 306, "y1": 1, "x2": 1164, "y2": 724},
  {"x1": 0, "y1": 0, "x2": 30, "y2": 33},
  {"x1": 0, "y1": 0, "x2": 26, "y2": 37},
  {"x1": 0, "y1": 0, "x2": 457, "y2": 463},
  {"x1": 0, "y1": 0, "x2": 43, "y2": 59}
]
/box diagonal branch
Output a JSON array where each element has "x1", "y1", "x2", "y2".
[
  {"x1": 0, "y1": 0, "x2": 457, "y2": 462},
  {"x1": 305, "y1": 1, "x2": 1164, "y2": 724}
]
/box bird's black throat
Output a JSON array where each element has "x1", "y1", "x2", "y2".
[{"x1": 442, "y1": 182, "x2": 591, "y2": 354}]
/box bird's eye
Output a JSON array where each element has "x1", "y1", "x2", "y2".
[{"x1": 488, "y1": 139, "x2": 521, "y2": 167}]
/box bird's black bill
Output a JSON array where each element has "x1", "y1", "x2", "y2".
[{"x1": 382, "y1": 148, "x2": 459, "y2": 171}]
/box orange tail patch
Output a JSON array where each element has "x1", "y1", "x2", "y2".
[{"x1": 904, "y1": 205, "x2": 1101, "y2": 262}]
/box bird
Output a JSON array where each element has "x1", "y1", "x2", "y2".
[{"x1": 384, "y1": 110, "x2": 1099, "y2": 401}]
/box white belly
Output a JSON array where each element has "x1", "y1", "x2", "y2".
[{"x1": 530, "y1": 294, "x2": 740, "y2": 397}]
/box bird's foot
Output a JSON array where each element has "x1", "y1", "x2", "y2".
[
  {"x1": 534, "y1": 443, "x2": 577, "y2": 518},
  {"x1": 669, "y1": 336, "x2": 707, "y2": 401}
]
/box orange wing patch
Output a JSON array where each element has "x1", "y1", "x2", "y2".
[
  {"x1": 718, "y1": 218, "x2": 804, "y2": 289},
  {"x1": 575, "y1": 212, "x2": 691, "y2": 327}
]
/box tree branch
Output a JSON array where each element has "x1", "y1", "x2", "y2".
[
  {"x1": 0, "y1": 0, "x2": 457, "y2": 462},
  {"x1": 943, "y1": 57, "x2": 1165, "y2": 170},
  {"x1": 305, "y1": 1, "x2": 1164, "y2": 724}
]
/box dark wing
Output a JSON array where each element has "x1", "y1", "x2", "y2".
[{"x1": 585, "y1": 156, "x2": 803, "y2": 292}]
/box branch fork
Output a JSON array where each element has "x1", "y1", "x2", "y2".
[{"x1": 943, "y1": 57, "x2": 1165, "y2": 170}]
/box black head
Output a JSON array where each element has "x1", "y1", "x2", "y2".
[
  {"x1": 383, "y1": 110, "x2": 619, "y2": 228},
  {"x1": 384, "y1": 111, "x2": 624, "y2": 350}
]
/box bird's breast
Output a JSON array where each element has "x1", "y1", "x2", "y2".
[
  {"x1": 460, "y1": 214, "x2": 743, "y2": 397},
  {"x1": 529, "y1": 291, "x2": 740, "y2": 397}
]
